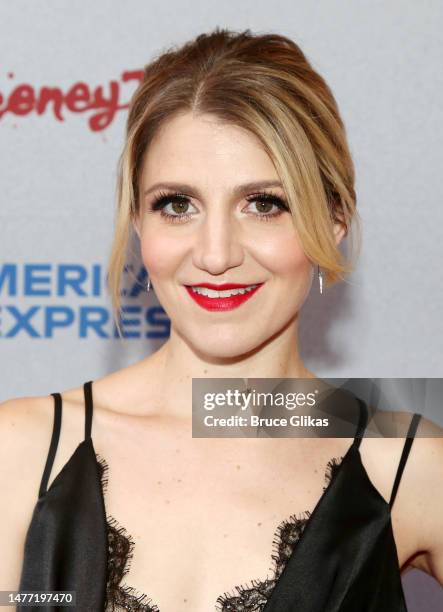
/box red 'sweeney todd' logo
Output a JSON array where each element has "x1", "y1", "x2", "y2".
[{"x1": 0, "y1": 70, "x2": 144, "y2": 131}]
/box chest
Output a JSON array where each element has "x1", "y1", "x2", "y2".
[
  {"x1": 94, "y1": 425, "x2": 417, "y2": 610},
  {"x1": 97, "y1": 431, "x2": 342, "y2": 610}
]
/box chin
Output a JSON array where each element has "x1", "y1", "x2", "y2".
[{"x1": 190, "y1": 329, "x2": 267, "y2": 361}]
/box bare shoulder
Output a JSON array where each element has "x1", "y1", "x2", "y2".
[
  {"x1": 0, "y1": 356, "x2": 157, "y2": 592},
  {"x1": 401, "y1": 415, "x2": 443, "y2": 583},
  {"x1": 0, "y1": 391, "x2": 83, "y2": 505},
  {"x1": 0, "y1": 350, "x2": 163, "y2": 483},
  {"x1": 0, "y1": 393, "x2": 58, "y2": 592},
  {"x1": 361, "y1": 409, "x2": 443, "y2": 582},
  {"x1": 0, "y1": 394, "x2": 56, "y2": 470},
  {"x1": 371, "y1": 407, "x2": 441, "y2": 435},
  {"x1": 0, "y1": 357, "x2": 147, "y2": 497}
]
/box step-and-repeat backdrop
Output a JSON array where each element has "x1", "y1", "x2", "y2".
[{"x1": 1, "y1": 1, "x2": 442, "y2": 607}]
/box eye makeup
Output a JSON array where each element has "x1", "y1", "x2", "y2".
[{"x1": 147, "y1": 189, "x2": 290, "y2": 224}]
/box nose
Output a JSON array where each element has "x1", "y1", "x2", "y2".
[{"x1": 192, "y1": 209, "x2": 244, "y2": 275}]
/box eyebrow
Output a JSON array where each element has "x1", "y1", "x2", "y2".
[{"x1": 143, "y1": 180, "x2": 284, "y2": 199}]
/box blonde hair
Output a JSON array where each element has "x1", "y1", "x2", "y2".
[{"x1": 107, "y1": 27, "x2": 361, "y2": 331}]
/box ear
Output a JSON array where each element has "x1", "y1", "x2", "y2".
[{"x1": 333, "y1": 222, "x2": 346, "y2": 246}]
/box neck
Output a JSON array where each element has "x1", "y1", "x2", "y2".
[{"x1": 146, "y1": 318, "x2": 316, "y2": 418}]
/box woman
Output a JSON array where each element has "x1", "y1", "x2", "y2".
[{"x1": 1, "y1": 27, "x2": 442, "y2": 612}]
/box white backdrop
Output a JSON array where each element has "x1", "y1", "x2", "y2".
[{"x1": 0, "y1": 0, "x2": 442, "y2": 607}]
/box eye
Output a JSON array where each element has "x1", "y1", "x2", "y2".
[
  {"x1": 147, "y1": 189, "x2": 290, "y2": 224},
  {"x1": 243, "y1": 192, "x2": 290, "y2": 221},
  {"x1": 149, "y1": 191, "x2": 197, "y2": 224}
]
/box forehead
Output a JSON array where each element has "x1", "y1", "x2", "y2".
[{"x1": 140, "y1": 112, "x2": 279, "y2": 188}]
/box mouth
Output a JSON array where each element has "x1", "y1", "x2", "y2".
[{"x1": 184, "y1": 282, "x2": 265, "y2": 311}]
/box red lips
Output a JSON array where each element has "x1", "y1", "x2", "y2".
[{"x1": 184, "y1": 283, "x2": 264, "y2": 311}]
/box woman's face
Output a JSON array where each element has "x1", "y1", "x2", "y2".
[{"x1": 135, "y1": 111, "x2": 337, "y2": 359}]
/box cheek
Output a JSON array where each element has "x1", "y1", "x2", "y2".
[
  {"x1": 139, "y1": 230, "x2": 184, "y2": 277},
  {"x1": 253, "y1": 231, "x2": 311, "y2": 277}
]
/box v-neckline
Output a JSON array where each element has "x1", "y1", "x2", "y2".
[
  {"x1": 93, "y1": 394, "x2": 382, "y2": 611},
  {"x1": 98, "y1": 437, "x2": 361, "y2": 612},
  {"x1": 97, "y1": 436, "x2": 402, "y2": 612}
]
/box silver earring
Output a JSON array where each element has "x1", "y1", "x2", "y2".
[
  {"x1": 318, "y1": 265, "x2": 323, "y2": 294},
  {"x1": 146, "y1": 277, "x2": 151, "y2": 293}
]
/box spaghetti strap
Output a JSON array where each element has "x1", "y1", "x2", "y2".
[
  {"x1": 352, "y1": 397, "x2": 368, "y2": 449},
  {"x1": 389, "y1": 412, "x2": 422, "y2": 510},
  {"x1": 38, "y1": 392, "x2": 62, "y2": 499},
  {"x1": 37, "y1": 382, "x2": 94, "y2": 499},
  {"x1": 83, "y1": 380, "x2": 93, "y2": 440}
]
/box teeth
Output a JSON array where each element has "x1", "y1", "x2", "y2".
[{"x1": 191, "y1": 284, "x2": 259, "y2": 298}]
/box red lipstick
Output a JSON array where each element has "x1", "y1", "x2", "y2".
[{"x1": 184, "y1": 282, "x2": 264, "y2": 311}]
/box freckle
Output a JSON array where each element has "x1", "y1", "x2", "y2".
[
  {"x1": 223, "y1": 533, "x2": 228, "y2": 538},
  {"x1": 236, "y1": 465, "x2": 241, "y2": 470},
  {"x1": 165, "y1": 499, "x2": 170, "y2": 504},
  {"x1": 183, "y1": 598, "x2": 187, "y2": 603},
  {"x1": 257, "y1": 522, "x2": 262, "y2": 527},
  {"x1": 157, "y1": 481, "x2": 162, "y2": 485},
  {"x1": 177, "y1": 478, "x2": 182, "y2": 483}
]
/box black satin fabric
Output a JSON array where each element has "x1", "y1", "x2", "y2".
[
  {"x1": 18, "y1": 438, "x2": 108, "y2": 611},
  {"x1": 262, "y1": 441, "x2": 407, "y2": 612}
]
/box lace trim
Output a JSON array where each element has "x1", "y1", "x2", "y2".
[
  {"x1": 95, "y1": 453, "x2": 343, "y2": 612},
  {"x1": 96, "y1": 454, "x2": 160, "y2": 612},
  {"x1": 215, "y1": 455, "x2": 344, "y2": 611}
]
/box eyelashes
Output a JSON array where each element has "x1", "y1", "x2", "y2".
[{"x1": 148, "y1": 190, "x2": 290, "y2": 224}]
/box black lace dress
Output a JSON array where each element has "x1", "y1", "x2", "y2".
[{"x1": 18, "y1": 381, "x2": 422, "y2": 611}]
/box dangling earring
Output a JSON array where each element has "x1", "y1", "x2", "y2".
[
  {"x1": 146, "y1": 277, "x2": 151, "y2": 293},
  {"x1": 317, "y1": 265, "x2": 323, "y2": 294}
]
